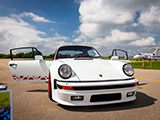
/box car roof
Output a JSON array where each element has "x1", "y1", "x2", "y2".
[{"x1": 58, "y1": 45, "x2": 93, "y2": 49}]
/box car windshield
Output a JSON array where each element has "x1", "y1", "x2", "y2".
[{"x1": 56, "y1": 46, "x2": 101, "y2": 59}]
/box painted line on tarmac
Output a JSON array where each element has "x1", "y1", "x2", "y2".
[{"x1": 135, "y1": 77, "x2": 160, "y2": 82}]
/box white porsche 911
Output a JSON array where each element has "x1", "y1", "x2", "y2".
[{"x1": 9, "y1": 45, "x2": 138, "y2": 106}]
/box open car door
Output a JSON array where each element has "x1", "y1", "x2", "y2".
[
  {"x1": 111, "y1": 49, "x2": 128, "y2": 60},
  {"x1": 9, "y1": 47, "x2": 52, "y2": 82}
]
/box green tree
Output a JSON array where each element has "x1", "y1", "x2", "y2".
[{"x1": 15, "y1": 52, "x2": 24, "y2": 58}]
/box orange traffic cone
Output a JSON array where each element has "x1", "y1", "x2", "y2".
[{"x1": 142, "y1": 62, "x2": 145, "y2": 69}]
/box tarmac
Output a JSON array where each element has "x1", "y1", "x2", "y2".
[{"x1": 0, "y1": 59, "x2": 160, "y2": 120}]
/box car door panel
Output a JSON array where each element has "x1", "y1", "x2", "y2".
[
  {"x1": 9, "y1": 47, "x2": 52, "y2": 82},
  {"x1": 9, "y1": 60, "x2": 52, "y2": 81}
]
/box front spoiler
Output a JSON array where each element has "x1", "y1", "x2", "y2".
[
  {"x1": 53, "y1": 86, "x2": 138, "y2": 106},
  {"x1": 51, "y1": 78, "x2": 138, "y2": 106}
]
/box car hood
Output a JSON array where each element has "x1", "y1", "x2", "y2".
[{"x1": 57, "y1": 59, "x2": 124, "y2": 81}]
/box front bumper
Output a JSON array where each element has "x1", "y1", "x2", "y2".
[{"x1": 52, "y1": 78, "x2": 138, "y2": 106}]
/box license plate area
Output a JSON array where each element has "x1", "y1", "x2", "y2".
[{"x1": 90, "y1": 93, "x2": 121, "y2": 102}]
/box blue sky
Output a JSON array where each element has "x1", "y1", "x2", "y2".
[
  {"x1": 0, "y1": 0, "x2": 80, "y2": 37},
  {"x1": 0, "y1": 0, "x2": 160, "y2": 56}
]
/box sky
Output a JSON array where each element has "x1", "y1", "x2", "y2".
[{"x1": 0, "y1": 0, "x2": 160, "y2": 56}]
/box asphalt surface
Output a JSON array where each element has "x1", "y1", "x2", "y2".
[{"x1": 0, "y1": 59, "x2": 160, "y2": 120}]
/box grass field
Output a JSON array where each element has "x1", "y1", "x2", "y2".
[{"x1": 131, "y1": 61, "x2": 160, "y2": 70}]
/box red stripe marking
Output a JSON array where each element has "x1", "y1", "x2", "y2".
[
  {"x1": 20, "y1": 76, "x2": 24, "y2": 79},
  {"x1": 28, "y1": 77, "x2": 34, "y2": 80},
  {"x1": 40, "y1": 77, "x2": 46, "y2": 80},
  {"x1": 23, "y1": 77, "x2": 28, "y2": 80}
]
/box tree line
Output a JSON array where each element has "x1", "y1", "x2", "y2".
[{"x1": 0, "y1": 52, "x2": 55, "y2": 59}]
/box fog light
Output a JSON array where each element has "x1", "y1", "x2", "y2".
[
  {"x1": 71, "y1": 96, "x2": 84, "y2": 101},
  {"x1": 127, "y1": 91, "x2": 135, "y2": 97}
]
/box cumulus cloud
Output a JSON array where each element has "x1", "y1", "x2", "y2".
[
  {"x1": 87, "y1": 29, "x2": 138, "y2": 48},
  {"x1": 0, "y1": 17, "x2": 44, "y2": 51},
  {"x1": 74, "y1": 0, "x2": 160, "y2": 55},
  {"x1": 0, "y1": 15, "x2": 68, "y2": 54},
  {"x1": 79, "y1": 0, "x2": 134, "y2": 37},
  {"x1": 79, "y1": 0, "x2": 133, "y2": 24},
  {"x1": 78, "y1": 0, "x2": 160, "y2": 38},
  {"x1": 105, "y1": 29, "x2": 138, "y2": 42},
  {"x1": 35, "y1": 33, "x2": 70, "y2": 54},
  {"x1": 130, "y1": 37, "x2": 156, "y2": 46},
  {"x1": 139, "y1": 6, "x2": 160, "y2": 26},
  {"x1": 73, "y1": 35, "x2": 87, "y2": 43}
]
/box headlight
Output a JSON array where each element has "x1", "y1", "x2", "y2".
[
  {"x1": 123, "y1": 64, "x2": 134, "y2": 76},
  {"x1": 58, "y1": 64, "x2": 72, "y2": 79}
]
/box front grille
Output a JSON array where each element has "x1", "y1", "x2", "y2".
[{"x1": 90, "y1": 93, "x2": 121, "y2": 102}]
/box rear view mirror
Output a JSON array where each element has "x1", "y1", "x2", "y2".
[{"x1": 111, "y1": 56, "x2": 119, "y2": 60}]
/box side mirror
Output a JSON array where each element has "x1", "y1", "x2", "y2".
[
  {"x1": 35, "y1": 55, "x2": 44, "y2": 61},
  {"x1": 111, "y1": 56, "x2": 119, "y2": 60}
]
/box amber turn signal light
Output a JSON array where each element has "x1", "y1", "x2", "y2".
[
  {"x1": 134, "y1": 82, "x2": 138, "y2": 86},
  {"x1": 62, "y1": 86, "x2": 73, "y2": 90}
]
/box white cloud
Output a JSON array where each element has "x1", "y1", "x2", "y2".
[
  {"x1": 0, "y1": 17, "x2": 44, "y2": 51},
  {"x1": 105, "y1": 29, "x2": 138, "y2": 42},
  {"x1": 130, "y1": 37, "x2": 156, "y2": 46},
  {"x1": 78, "y1": 0, "x2": 160, "y2": 38},
  {"x1": 139, "y1": 6, "x2": 160, "y2": 26},
  {"x1": 36, "y1": 33, "x2": 70, "y2": 54},
  {"x1": 73, "y1": 35, "x2": 87, "y2": 43},
  {"x1": 79, "y1": 0, "x2": 134, "y2": 37},
  {"x1": 79, "y1": 0, "x2": 133, "y2": 24},
  {"x1": 12, "y1": 12, "x2": 55, "y2": 23},
  {"x1": 72, "y1": 29, "x2": 138, "y2": 50},
  {"x1": 0, "y1": 15, "x2": 68, "y2": 54},
  {"x1": 75, "y1": 0, "x2": 160, "y2": 55},
  {"x1": 78, "y1": 0, "x2": 160, "y2": 37},
  {"x1": 79, "y1": 23, "x2": 101, "y2": 37}
]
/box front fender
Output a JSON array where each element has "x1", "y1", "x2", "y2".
[
  {"x1": 49, "y1": 61, "x2": 80, "y2": 81},
  {"x1": 107, "y1": 60, "x2": 134, "y2": 79}
]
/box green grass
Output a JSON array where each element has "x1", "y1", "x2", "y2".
[
  {"x1": 131, "y1": 61, "x2": 160, "y2": 70},
  {"x1": 45, "y1": 58, "x2": 52, "y2": 61}
]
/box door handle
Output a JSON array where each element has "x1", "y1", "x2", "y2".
[{"x1": 9, "y1": 63, "x2": 17, "y2": 67}]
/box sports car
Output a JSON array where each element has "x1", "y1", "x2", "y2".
[{"x1": 9, "y1": 45, "x2": 138, "y2": 106}]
